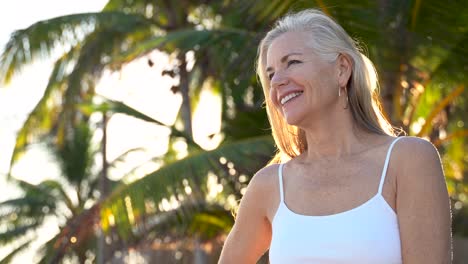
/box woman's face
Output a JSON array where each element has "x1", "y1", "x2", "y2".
[{"x1": 266, "y1": 31, "x2": 345, "y2": 127}]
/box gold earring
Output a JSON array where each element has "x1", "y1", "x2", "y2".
[{"x1": 343, "y1": 88, "x2": 349, "y2": 109}]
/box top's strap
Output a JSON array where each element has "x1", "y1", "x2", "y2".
[
  {"x1": 278, "y1": 163, "x2": 285, "y2": 202},
  {"x1": 378, "y1": 137, "x2": 404, "y2": 194}
]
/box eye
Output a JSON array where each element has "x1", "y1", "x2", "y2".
[
  {"x1": 287, "y1": 60, "x2": 301, "y2": 67},
  {"x1": 268, "y1": 72, "x2": 274, "y2": 80}
]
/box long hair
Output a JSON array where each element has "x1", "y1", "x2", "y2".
[{"x1": 256, "y1": 9, "x2": 397, "y2": 164}]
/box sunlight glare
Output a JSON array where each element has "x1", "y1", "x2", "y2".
[{"x1": 124, "y1": 196, "x2": 135, "y2": 225}]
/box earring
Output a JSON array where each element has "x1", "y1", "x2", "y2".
[
  {"x1": 343, "y1": 87, "x2": 349, "y2": 109},
  {"x1": 339, "y1": 86, "x2": 349, "y2": 109}
]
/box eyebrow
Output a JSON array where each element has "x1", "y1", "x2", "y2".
[{"x1": 266, "y1": 52, "x2": 303, "y2": 73}]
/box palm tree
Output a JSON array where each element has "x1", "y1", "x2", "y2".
[
  {"x1": 95, "y1": 0, "x2": 468, "y2": 260},
  {"x1": 0, "y1": 1, "x2": 275, "y2": 260},
  {"x1": 0, "y1": 11, "x2": 156, "y2": 172},
  {"x1": 0, "y1": 122, "x2": 104, "y2": 262},
  {"x1": 1, "y1": 0, "x2": 467, "y2": 262}
]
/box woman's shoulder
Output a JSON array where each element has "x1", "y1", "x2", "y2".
[
  {"x1": 245, "y1": 164, "x2": 282, "y2": 202},
  {"x1": 390, "y1": 136, "x2": 443, "y2": 183},
  {"x1": 392, "y1": 136, "x2": 440, "y2": 162},
  {"x1": 240, "y1": 163, "x2": 281, "y2": 221},
  {"x1": 248, "y1": 163, "x2": 281, "y2": 190}
]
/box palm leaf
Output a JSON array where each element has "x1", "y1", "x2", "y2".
[
  {"x1": 79, "y1": 99, "x2": 199, "y2": 148},
  {"x1": 35, "y1": 204, "x2": 101, "y2": 263},
  {"x1": 36, "y1": 231, "x2": 63, "y2": 264},
  {"x1": 8, "y1": 14, "x2": 154, "y2": 174},
  {"x1": 0, "y1": 11, "x2": 152, "y2": 85},
  {"x1": 417, "y1": 85, "x2": 465, "y2": 137},
  {"x1": 113, "y1": 28, "x2": 256, "y2": 65},
  {"x1": 0, "y1": 222, "x2": 41, "y2": 245},
  {"x1": 51, "y1": 122, "x2": 94, "y2": 188},
  {"x1": 0, "y1": 239, "x2": 34, "y2": 264},
  {"x1": 434, "y1": 129, "x2": 468, "y2": 147},
  {"x1": 7, "y1": 46, "x2": 79, "y2": 173},
  {"x1": 100, "y1": 136, "x2": 274, "y2": 241}
]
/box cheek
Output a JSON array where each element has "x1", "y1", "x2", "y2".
[
  {"x1": 269, "y1": 87, "x2": 279, "y2": 106},
  {"x1": 305, "y1": 69, "x2": 336, "y2": 97}
]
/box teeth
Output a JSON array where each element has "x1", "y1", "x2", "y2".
[{"x1": 281, "y1": 92, "x2": 303, "y2": 105}]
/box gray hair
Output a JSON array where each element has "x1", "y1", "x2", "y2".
[{"x1": 257, "y1": 9, "x2": 395, "y2": 162}]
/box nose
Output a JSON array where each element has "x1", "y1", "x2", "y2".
[{"x1": 270, "y1": 72, "x2": 289, "y2": 90}]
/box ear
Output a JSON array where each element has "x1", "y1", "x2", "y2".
[{"x1": 336, "y1": 53, "x2": 352, "y2": 88}]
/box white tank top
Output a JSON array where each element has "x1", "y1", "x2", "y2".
[{"x1": 269, "y1": 137, "x2": 403, "y2": 263}]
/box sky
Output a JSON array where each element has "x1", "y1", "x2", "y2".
[
  {"x1": 0, "y1": 0, "x2": 107, "y2": 185},
  {"x1": 0, "y1": 0, "x2": 221, "y2": 261}
]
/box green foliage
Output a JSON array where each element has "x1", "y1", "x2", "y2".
[
  {"x1": 101, "y1": 136, "x2": 274, "y2": 242},
  {"x1": 97, "y1": 0, "x2": 468, "y2": 244},
  {"x1": 0, "y1": 120, "x2": 103, "y2": 263},
  {"x1": 0, "y1": 239, "x2": 34, "y2": 264},
  {"x1": 79, "y1": 99, "x2": 198, "y2": 147},
  {"x1": 4, "y1": 12, "x2": 154, "y2": 173},
  {"x1": 0, "y1": 12, "x2": 152, "y2": 85},
  {"x1": 2, "y1": 0, "x2": 468, "y2": 262}
]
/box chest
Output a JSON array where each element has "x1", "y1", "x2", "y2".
[
  {"x1": 269, "y1": 202, "x2": 402, "y2": 264},
  {"x1": 267, "y1": 155, "x2": 398, "y2": 221}
]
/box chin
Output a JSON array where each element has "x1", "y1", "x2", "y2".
[
  {"x1": 283, "y1": 108, "x2": 320, "y2": 129},
  {"x1": 283, "y1": 113, "x2": 306, "y2": 127}
]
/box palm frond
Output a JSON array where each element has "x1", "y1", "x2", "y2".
[
  {"x1": 35, "y1": 231, "x2": 62, "y2": 264},
  {"x1": 8, "y1": 46, "x2": 79, "y2": 173},
  {"x1": 0, "y1": 239, "x2": 34, "y2": 264},
  {"x1": 51, "y1": 122, "x2": 94, "y2": 187},
  {"x1": 0, "y1": 197, "x2": 53, "y2": 214},
  {"x1": 0, "y1": 221, "x2": 41, "y2": 245},
  {"x1": 100, "y1": 136, "x2": 274, "y2": 242},
  {"x1": 0, "y1": 11, "x2": 152, "y2": 85},
  {"x1": 135, "y1": 202, "x2": 234, "y2": 244},
  {"x1": 0, "y1": 179, "x2": 75, "y2": 220},
  {"x1": 113, "y1": 27, "x2": 256, "y2": 65},
  {"x1": 39, "y1": 205, "x2": 100, "y2": 263},
  {"x1": 79, "y1": 98, "x2": 200, "y2": 148},
  {"x1": 0, "y1": 180, "x2": 57, "y2": 213},
  {"x1": 434, "y1": 129, "x2": 468, "y2": 147},
  {"x1": 417, "y1": 85, "x2": 465, "y2": 137},
  {"x1": 8, "y1": 14, "x2": 154, "y2": 174},
  {"x1": 37, "y1": 180, "x2": 77, "y2": 216}
]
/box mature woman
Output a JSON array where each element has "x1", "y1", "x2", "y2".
[{"x1": 218, "y1": 9, "x2": 452, "y2": 264}]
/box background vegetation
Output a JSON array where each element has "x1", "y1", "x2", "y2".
[{"x1": 1, "y1": 0, "x2": 467, "y2": 263}]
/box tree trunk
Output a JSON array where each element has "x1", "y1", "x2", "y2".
[
  {"x1": 97, "y1": 112, "x2": 110, "y2": 264},
  {"x1": 193, "y1": 236, "x2": 208, "y2": 264},
  {"x1": 178, "y1": 54, "x2": 193, "y2": 140},
  {"x1": 377, "y1": 0, "x2": 409, "y2": 124}
]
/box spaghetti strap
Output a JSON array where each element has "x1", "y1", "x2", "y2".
[
  {"x1": 377, "y1": 137, "x2": 404, "y2": 195},
  {"x1": 278, "y1": 163, "x2": 285, "y2": 202}
]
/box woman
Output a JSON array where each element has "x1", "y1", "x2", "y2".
[{"x1": 218, "y1": 9, "x2": 452, "y2": 264}]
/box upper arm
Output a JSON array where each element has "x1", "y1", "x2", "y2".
[
  {"x1": 395, "y1": 137, "x2": 452, "y2": 263},
  {"x1": 218, "y1": 165, "x2": 277, "y2": 264}
]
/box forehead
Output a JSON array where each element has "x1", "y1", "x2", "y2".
[{"x1": 266, "y1": 31, "x2": 311, "y2": 63}]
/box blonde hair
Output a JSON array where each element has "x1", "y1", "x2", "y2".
[{"x1": 256, "y1": 9, "x2": 396, "y2": 164}]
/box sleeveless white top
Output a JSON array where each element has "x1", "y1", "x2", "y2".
[{"x1": 269, "y1": 137, "x2": 403, "y2": 264}]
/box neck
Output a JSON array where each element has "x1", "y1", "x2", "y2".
[{"x1": 299, "y1": 108, "x2": 370, "y2": 161}]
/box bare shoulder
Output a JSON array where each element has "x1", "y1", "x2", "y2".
[
  {"x1": 393, "y1": 136, "x2": 439, "y2": 158},
  {"x1": 243, "y1": 163, "x2": 280, "y2": 221},
  {"x1": 218, "y1": 164, "x2": 280, "y2": 263},
  {"x1": 249, "y1": 163, "x2": 280, "y2": 190},
  {"x1": 234, "y1": 163, "x2": 280, "y2": 223},
  {"x1": 245, "y1": 164, "x2": 280, "y2": 208},
  {"x1": 392, "y1": 137, "x2": 452, "y2": 263},
  {"x1": 392, "y1": 136, "x2": 442, "y2": 174}
]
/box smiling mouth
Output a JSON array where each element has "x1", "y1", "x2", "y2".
[{"x1": 280, "y1": 91, "x2": 303, "y2": 105}]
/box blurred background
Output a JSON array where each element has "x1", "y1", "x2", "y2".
[{"x1": 0, "y1": 0, "x2": 467, "y2": 263}]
